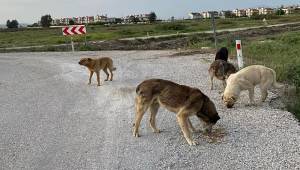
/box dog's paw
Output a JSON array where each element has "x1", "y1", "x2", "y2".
[
  {"x1": 133, "y1": 131, "x2": 140, "y2": 137},
  {"x1": 188, "y1": 140, "x2": 199, "y2": 146},
  {"x1": 152, "y1": 129, "x2": 161, "y2": 133},
  {"x1": 218, "y1": 91, "x2": 224, "y2": 94},
  {"x1": 245, "y1": 103, "x2": 257, "y2": 107},
  {"x1": 104, "y1": 79, "x2": 108, "y2": 81},
  {"x1": 133, "y1": 134, "x2": 140, "y2": 137},
  {"x1": 88, "y1": 82, "x2": 91, "y2": 85},
  {"x1": 192, "y1": 129, "x2": 201, "y2": 133},
  {"x1": 97, "y1": 84, "x2": 101, "y2": 86}
]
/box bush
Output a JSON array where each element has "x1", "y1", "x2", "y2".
[
  {"x1": 79, "y1": 45, "x2": 96, "y2": 51},
  {"x1": 217, "y1": 20, "x2": 234, "y2": 25},
  {"x1": 156, "y1": 23, "x2": 187, "y2": 31},
  {"x1": 285, "y1": 64, "x2": 300, "y2": 88},
  {"x1": 118, "y1": 29, "x2": 135, "y2": 35},
  {"x1": 250, "y1": 14, "x2": 279, "y2": 20}
]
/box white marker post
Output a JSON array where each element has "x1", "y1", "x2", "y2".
[{"x1": 236, "y1": 40, "x2": 244, "y2": 69}]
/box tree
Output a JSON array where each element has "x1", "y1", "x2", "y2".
[
  {"x1": 276, "y1": 9, "x2": 285, "y2": 15},
  {"x1": 148, "y1": 12, "x2": 157, "y2": 23},
  {"x1": 129, "y1": 16, "x2": 139, "y2": 23},
  {"x1": 6, "y1": 19, "x2": 19, "y2": 28},
  {"x1": 27, "y1": 23, "x2": 39, "y2": 27},
  {"x1": 40, "y1": 14, "x2": 52, "y2": 27},
  {"x1": 224, "y1": 11, "x2": 235, "y2": 18},
  {"x1": 69, "y1": 19, "x2": 75, "y2": 25}
]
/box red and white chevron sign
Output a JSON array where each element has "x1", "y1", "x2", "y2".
[{"x1": 62, "y1": 25, "x2": 86, "y2": 36}]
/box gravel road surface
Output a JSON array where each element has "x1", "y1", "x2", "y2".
[{"x1": 0, "y1": 51, "x2": 299, "y2": 170}]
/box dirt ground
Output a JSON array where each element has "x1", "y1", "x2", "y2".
[{"x1": 1, "y1": 51, "x2": 299, "y2": 169}]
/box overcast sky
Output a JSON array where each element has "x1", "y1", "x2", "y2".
[{"x1": 1, "y1": 0, "x2": 299, "y2": 24}]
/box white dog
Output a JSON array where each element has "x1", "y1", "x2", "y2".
[{"x1": 222, "y1": 65, "x2": 284, "y2": 108}]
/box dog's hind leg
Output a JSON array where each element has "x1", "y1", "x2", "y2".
[
  {"x1": 260, "y1": 89, "x2": 268, "y2": 103},
  {"x1": 259, "y1": 77, "x2": 273, "y2": 103},
  {"x1": 103, "y1": 68, "x2": 110, "y2": 81},
  {"x1": 149, "y1": 101, "x2": 160, "y2": 133},
  {"x1": 133, "y1": 96, "x2": 149, "y2": 137},
  {"x1": 177, "y1": 110, "x2": 198, "y2": 146},
  {"x1": 260, "y1": 83, "x2": 270, "y2": 103},
  {"x1": 108, "y1": 67, "x2": 114, "y2": 81}
]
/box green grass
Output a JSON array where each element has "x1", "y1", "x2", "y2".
[
  {"x1": 243, "y1": 31, "x2": 300, "y2": 85},
  {"x1": 1, "y1": 14, "x2": 300, "y2": 48}
]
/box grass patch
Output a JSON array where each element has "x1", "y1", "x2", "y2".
[{"x1": 1, "y1": 14, "x2": 300, "y2": 48}]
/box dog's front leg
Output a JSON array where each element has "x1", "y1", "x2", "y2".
[
  {"x1": 222, "y1": 80, "x2": 226, "y2": 89},
  {"x1": 96, "y1": 71, "x2": 101, "y2": 86},
  {"x1": 248, "y1": 88, "x2": 255, "y2": 105},
  {"x1": 187, "y1": 118, "x2": 200, "y2": 133},
  {"x1": 88, "y1": 71, "x2": 94, "y2": 85},
  {"x1": 210, "y1": 76, "x2": 214, "y2": 90},
  {"x1": 177, "y1": 111, "x2": 198, "y2": 146}
]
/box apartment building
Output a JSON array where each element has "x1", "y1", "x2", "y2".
[
  {"x1": 246, "y1": 8, "x2": 259, "y2": 17},
  {"x1": 258, "y1": 7, "x2": 274, "y2": 15},
  {"x1": 233, "y1": 9, "x2": 247, "y2": 17}
]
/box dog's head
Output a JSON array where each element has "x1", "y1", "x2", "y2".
[
  {"x1": 222, "y1": 94, "x2": 236, "y2": 108},
  {"x1": 78, "y1": 58, "x2": 92, "y2": 66},
  {"x1": 197, "y1": 97, "x2": 220, "y2": 131}
]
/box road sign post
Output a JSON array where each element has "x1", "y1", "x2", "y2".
[
  {"x1": 236, "y1": 40, "x2": 244, "y2": 69},
  {"x1": 71, "y1": 37, "x2": 75, "y2": 52},
  {"x1": 62, "y1": 25, "x2": 87, "y2": 52}
]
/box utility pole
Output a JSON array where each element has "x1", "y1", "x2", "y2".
[{"x1": 210, "y1": 12, "x2": 217, "y2": 49}]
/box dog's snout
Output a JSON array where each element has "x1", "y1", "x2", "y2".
[{"x1": 226, "y1": 104, "x2": 233, "y2": 108}]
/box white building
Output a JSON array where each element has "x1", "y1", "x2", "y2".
[
  {"x1": 258, "y1": 7, "x2": 274, "y2": 15},
  {"x1": 246, "y1": 8, "x2": 259, "y2": 17},
  {"x1": 233, "y1": 9, "x2": 247, "y2": 17},
  {"x1": 188, "y1": 12, "x2": 202, "y2": 19},
  {"x1": 202, "y1": 11, "x2": 218, "y2": 19}
]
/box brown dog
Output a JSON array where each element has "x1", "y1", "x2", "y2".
[
  {"x1": 133, "y1": 79, "x2": 220, "y2": 146},
  {"x1": 78, "y1": 57, "x2": 116, "y2": 86},
  {"x1": 209, "y1": 59, "x2": 237, "y2": 90}
]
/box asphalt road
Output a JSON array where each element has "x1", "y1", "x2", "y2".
[{"x1": 0, "y1": 51, "x2": 299, "y2": 170}]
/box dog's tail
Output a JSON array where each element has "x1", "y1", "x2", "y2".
[{"x1": 271, "y1": 69, "x2": 284, "y2": 89}]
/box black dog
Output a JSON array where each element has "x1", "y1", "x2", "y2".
[{"x1": 215, "y1": 47, "x2": 228, "y2": 61}]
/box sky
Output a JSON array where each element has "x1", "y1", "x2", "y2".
[{"x1": 0, "y1": 0, "x2": 299, "y2": 24}]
